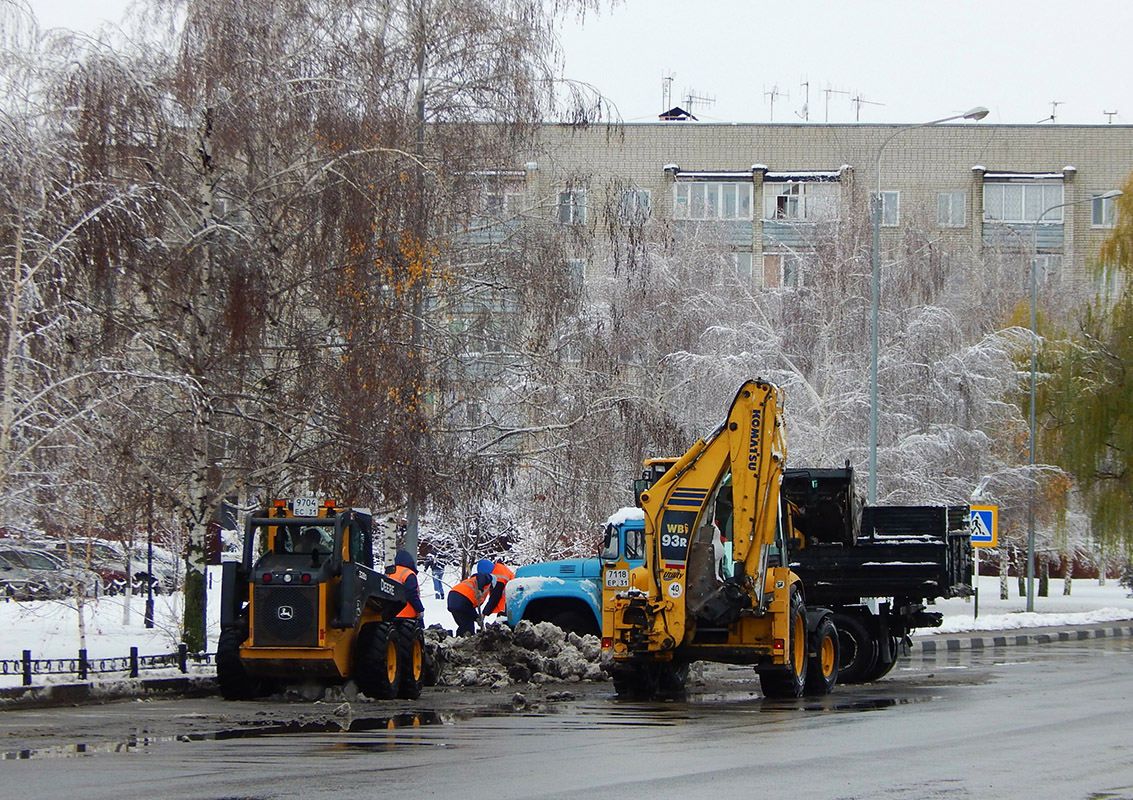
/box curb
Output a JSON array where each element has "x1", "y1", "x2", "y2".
[
  {"x1": 0, "y1": 675, "x2": 217, "y2": 710},
  {"x1": 912, "y1": 623, "x2": 1133, "y2": 654}
]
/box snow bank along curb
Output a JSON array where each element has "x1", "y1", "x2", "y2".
[
  {"x1": 0, "y1": 675, "x2": 216, "y2": 709},
  {"x1": 913, "y1": 622, "x2": 1133, "y2": 654}
]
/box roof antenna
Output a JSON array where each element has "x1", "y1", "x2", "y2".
[
  {"x1": 1103, "y1": 109, "x2": 1118, "y2": 124},
  {"x1": 764, "y1": 84, "x2": 788, "y2": 122},
  {"x1": 850, "y1": 93, "x2": 884, "y2": 122},
  {"x1": 1037, "y1": 101, "x2": 1062, "y2": 123},
  {"x1": 823, "y1": 86, "x2": 850, "y2": 122},
  {"x1": 661, "y1": 71, "x2": 675, "y2": 112}
]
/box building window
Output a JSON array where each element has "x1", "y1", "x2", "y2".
[
  {"x1": 673, "y1": 182, "x2": 753, "y2": 220},
  {"x1": 937, "y1": 191, "x2": 966, "y2": 227},
  {"x1": 983, "y1": 183, "x2": 1064, "y2": 222},
  {"x1": 482, "y1": 187, "x2": 524, "y2": 218},
  {"x1": 1033, "y1": 254, "x2": 1062, "y2": 284},
  {"x1": 1092, "y1": 192, "x2": 1118, "y2": 228},
  {"x1": 558, "y1": 189, "x2": 587, "y2": 225},
  {"x1": 762, "y1": 252, "x2": 802, "y2": 288},
  {"x1": 880, "y1": 191, "x2": 900, "y2": 227},
  {"x1": 617, "y1": 189, "x2": 651, "y2": 223},
  {"x1": 567, "y1": 258, "x2": 586, "y2": 292},
  {"x1": 763, "y1": 182, "x2": 838, "y2": 221},
  {"x1": 732, "y1": 251, "x2": 753, "y2": 281}
]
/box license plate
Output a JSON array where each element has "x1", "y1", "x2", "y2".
[
  {"x1": 292, "y1": 497, "x2": 320, "y2": 517},
  {"x1": 605, "y1": 569, "x2": 629, "y2": 588}
]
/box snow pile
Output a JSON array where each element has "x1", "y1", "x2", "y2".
[{"x1": 424, "y1": 621, "x2": 610, "y2": 688}]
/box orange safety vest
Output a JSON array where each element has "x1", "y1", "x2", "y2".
[
  {"x1": 389, "y1": 564, "x2": 421, "y2": 619},
  {"x1": 451, "y1": 575, "x2": 489, "y2": 607},
  {"x1": 486, "y1": 563, "x2": 515, "y2": 615}
]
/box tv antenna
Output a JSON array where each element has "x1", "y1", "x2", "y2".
[
  {"x1": 661, "y1": 71, "x2": 675, "y2": 111},
  {"x1": 1037, "y1": 101, "x2": 1062, "y2": 123},
  {"x1": 684, "y1": 88, "x2": 715, "y2": 114},
  {"x1": 823, "y1": 86, "x2": 850, "y2": 122},
  {"x1": 796, "y1": 79, "x2": 810, "y2": 121},
  {"x1": 851, "y1": 93, "x2": 884, "y2": 122},
  {"x1": 764, "y1": 84, "x2": 789, "y2": 122},
  {"x1": 1103, "y1": 109, "x2": 1118, "y2": 124}
]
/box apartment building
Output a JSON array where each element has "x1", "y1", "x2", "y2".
[{"x1": 511, "y1": 122, "x2": 1133, "y2": 291}]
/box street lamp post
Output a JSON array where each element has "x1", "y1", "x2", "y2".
[
  {"x1": 1025, "y1": 189, "x2": 1122, "y2": 611},
  {"x1": 868, "y1": 106, "x2": 989, "y2": 504}
]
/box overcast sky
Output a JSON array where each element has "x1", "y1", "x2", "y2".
[{"x1": 31, "y1": 0, "x2": 1133, "y2": 126}]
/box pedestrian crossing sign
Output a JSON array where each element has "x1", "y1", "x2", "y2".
[{"x1": 970, "y1": 505, "x2": 997, "y2": 547}]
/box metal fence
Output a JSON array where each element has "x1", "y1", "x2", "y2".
[{"x1": 0, "y1": 646, "x2": 214, "y2": 687}]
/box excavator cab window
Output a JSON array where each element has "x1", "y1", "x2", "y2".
[
  {"x1": 289, "y1": 526, "x2": 333, "y2": 555},
  {"x1": 349, "y1": 518, "x2": 374, "y2": 568}
]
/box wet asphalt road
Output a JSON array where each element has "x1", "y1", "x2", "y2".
[{"x1": 2, "y1": 638, "x2": 1132, "y2": 800}]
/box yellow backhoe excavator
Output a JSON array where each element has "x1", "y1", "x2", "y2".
[{"x1": 602, "y1": 379, "x2": 839, "y2": 699}]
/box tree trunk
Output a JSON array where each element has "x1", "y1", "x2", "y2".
[
  {"x1": 1038, "y1": 558, "x2": 1049, "y2": 597},
  {"x1": 999, "y1": 546, "x2": 1009, "y2": 599}
]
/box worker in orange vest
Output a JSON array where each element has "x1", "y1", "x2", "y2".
[
  {"x1": 477, "y1": 558, "x2": 515, "y2": 617},
  {"x1": 387, "y1": 550, "x2": 425, "y2": 625},
  {"x1": 447, "y1": 571, "x2": 493, "y2": 636}
]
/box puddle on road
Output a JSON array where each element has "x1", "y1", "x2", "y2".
[{"x1": 2, "y1": 712, "x2": 443, "y2": 760}]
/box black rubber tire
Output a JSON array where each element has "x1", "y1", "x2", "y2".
[
  {"x1": 216, "y1": 626, "x2": 260, "y2": 701},
  {"x1": 548, "y1": 608, "x2": 600, "y2": 638},
  {"x1": 831, "y1": 612, "x2": 878, "y2": 685},
  {"x1": 860, "y1": 635, "x2": 900, "y2": 682},
  {"x1": 395, "y1": 620, "x2": 424, "y2": 700},
  {"x1": 804, "y1": 616, "x2": 840, "y2": 695},
  {"x1": 760, "y1": 586, "x2": 808, "y2": 699},
  {"x1": 612, "y1": 660, "x2": 689, "y2": 700},
  {"x1": 355, "y1": 621, "x2": 402, "y2": 700}
]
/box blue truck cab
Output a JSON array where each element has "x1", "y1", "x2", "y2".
[{"x1": 505, "y1": 508, "x2": 645, "y2": 637}]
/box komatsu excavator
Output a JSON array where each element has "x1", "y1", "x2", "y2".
[{"x1": 602, "y1": 379, "x2": 839, "y2": 699}]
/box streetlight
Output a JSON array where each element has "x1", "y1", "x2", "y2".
[
  {"x1": 868, "y1": 106, "x2": 989, "y2": 504},
  {"x1": 1025, "y1": 188, "x2": 1123, "y2": 611}
]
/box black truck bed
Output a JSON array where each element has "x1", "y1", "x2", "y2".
[{"x1": 782, "y1": 469, "x2": 974, "y2": 607}]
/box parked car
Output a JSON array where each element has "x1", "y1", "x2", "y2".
[
  {"x1": 0, "y1": 553, "x2": 52, "y2": 600},
  {"x1": 48, "y1": 541, "x2": 130, "y2": 595},
  {"x1": 0, "y1": 547, "x2": 102, "y2": 597}
]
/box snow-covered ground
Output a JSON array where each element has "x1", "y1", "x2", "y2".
[{"x1": 1, "y1": 571, "x2": 1130, "y2": 688}]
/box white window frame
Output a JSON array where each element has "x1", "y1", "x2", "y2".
[
  {"x1": 937, "y1": 191, "x2": 966, "y2": 227},
  {"x1": 983, "y1": 182, "x2": 1064, "y2": 223},
  {"x1": 558, "y1": 189, "x2": 587, "y2": 225},
  {"x1": 1033, "y1": 254, "x2": 1062, "y2": 284},
  {"x1": 762, "y1": 181, "x2": 839, "y2": 222},
  {"x1": 732, "y1": 251, "x2": 753, "y2": 282},
  {"x1": 880, "y1": 191, "x2": 900, "y2": 227},
  {"x1": 1092, "y1": 192, "x2": 1118, "y2": 228},
  {"x1": 673, "y1": 181, "x2": 753, "y2": 221},
  {"x1": 762, "y1": 252, "x2": 802, "y2": 288},
  {"x1": 482, "y1": 186, "x2": 524, "y2": 219},
  {"x1": 618, "y1": 189, "x2": 651, "y2": 222}
]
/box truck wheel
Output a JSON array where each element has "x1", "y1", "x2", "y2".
[
  {"x1": 831, "y1": 613, "x2": 878, "y2": 684},
  {"x1": 395, "y1": 620, "x2": 425, "y2": 700},
  {"x1": 355, "y1": 621, "x2": 403, "y2": 700},
  {"x1": 612, "y1": 663, "x2": 657, "y2": 700},
  {"x1": 804, "y1": 616, "x2": 839, "y2": 695},
  {"x1": 216, "y1": 627, "x2": 260, "y2": 701},
  {"x1": 860, "y1": 635, "x2": 900, "y2": 682},
  {"x1": 760, "y1": 587, "x2": 808, "y2": 699},
  {"x1": 548, "y1": 609, "x2": 600, "y2": 638}
]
